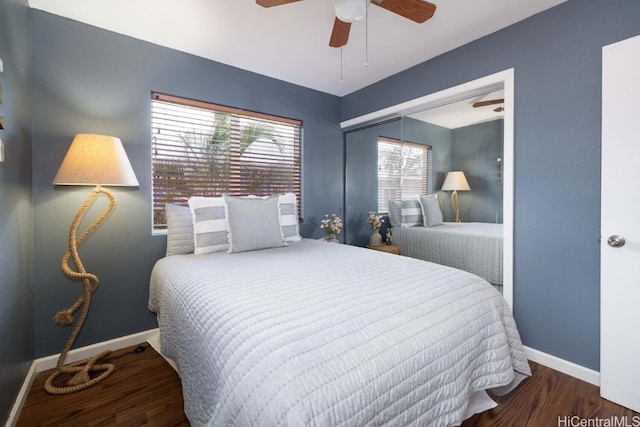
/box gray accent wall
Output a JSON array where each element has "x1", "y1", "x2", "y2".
[
  {"x1": 452, "y1": 119, "x2": 503, "y2": 224},
  {"x1": 30, "y1": 11, "x2": 343, "y2": 357},
  {"x1": 341, "y1": 0, "x2": 640, "y2": 371},
  {"x1": 0, "y1": 0, "x2": 33, "y2": 422}
]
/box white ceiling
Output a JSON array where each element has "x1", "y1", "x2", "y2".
[
  {"x1": 27, "y1": 0, "x2": 566, "y2": 97},
  {"x1": 409, "y1": 89, "x2": 505, "y2": 129}
]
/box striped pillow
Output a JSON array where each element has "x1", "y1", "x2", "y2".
[
  {"x1": 401, "y1": 198, "x2": 424, "y2": 227},
  {"x1": 278, "y1": 193, "x2": 301, "y2": 242},
  {"x1": 188, "y1": 196, "x2": 230, "y2": 255}
]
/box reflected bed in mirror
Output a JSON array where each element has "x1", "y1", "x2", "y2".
[
  {"x1": 392, "y1": 222, "x2": 503, "y2": 292},
  {"x1": 342, "y1": 69, "x2": 514, "y2": 308}
]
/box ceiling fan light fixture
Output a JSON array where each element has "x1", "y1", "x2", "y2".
[{"x1": 334, "y1": 0, "x2": 367, "y2": 23}]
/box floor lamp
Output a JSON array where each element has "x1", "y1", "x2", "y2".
[
  {"x1": 441, "y1": 171, "x2": 470, "y2": 223},
  {"x1": 47, "y1": 134, "x2": 138, "y2": 394}
]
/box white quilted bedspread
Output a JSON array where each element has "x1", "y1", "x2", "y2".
[
  {"x1": 393, "y1": 223, "x2": 503, "y2": 285},
  {"x1": 149, "y1": 239, "x2": 529, "y2": 427}
]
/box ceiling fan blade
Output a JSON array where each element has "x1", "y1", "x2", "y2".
[
  {"x1": 472, "y1": 98, "x2": 505, "y2": 108},
  {"x1": 371, "y1": 0, "x2": 437, "y2": 23},
  {"x1": 256, "y1": 0, "x2": 301, "y2": 7},
  {"x1": 329, "y1": 17, "x2": 351, "y2": 47}
]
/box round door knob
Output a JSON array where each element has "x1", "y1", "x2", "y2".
[{"x1": 607, "y1": 235, "x2": 626, "y2": 248}]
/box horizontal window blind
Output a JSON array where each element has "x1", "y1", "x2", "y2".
[
  {"x1": 378, "y1": 137, "x2": 431, "y2": 213},
  {"x1": 151, "y1": 93, "x2": 302, "y2": 230}
]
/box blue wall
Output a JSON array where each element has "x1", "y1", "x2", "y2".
[
  {"x1": 452, "y1": 119, "x2": 503, "y2": 223},
  {"x1": 30, "y1": 11, "x2": 343, "y2": 357},
  {"x1": 342, "y1": 0, "x2": 640, "y2": 370},
  {"x1": 0, "y1": 0, "x2": 33, "y2": 422}
]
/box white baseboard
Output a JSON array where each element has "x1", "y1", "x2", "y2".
[
  {"x1": 4, "y1": 361, "x2": 37, "y2": 427},
  {"x1": 33, "y1": 329, "x2": 159, "y2": 372},
  {"x1": 5, "y1": 328, "x2": 159, "y2": 427},
  {"x1": 524, "y1": 345, "x2": 600, "y2": 386}
]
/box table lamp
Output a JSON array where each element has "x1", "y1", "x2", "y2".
[{"x1": 441, "y1": 171, "x2": 470, "y2": 223}]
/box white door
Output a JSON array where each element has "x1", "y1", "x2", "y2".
[{"x1": 600, "y1": 34, "x2": 640, "y2": 412}]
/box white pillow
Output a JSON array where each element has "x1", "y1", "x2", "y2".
[
  {"x1": 278, "y1": 193, "x2": 302, "y2": 242},
  {"x1": 387, "y1": 200, "x2": 402, "y2": 228},
  {"x1": 419, "y1": 194, "x2": 444, "y2": 227},
  {"x1": 188, "y1": 196, "x2": 230, "y2": 255},
  {"x1": 225, "y1": 195, "x2": 286, "y2": 253},
  {"x1": 165, "y1": 204, "x2": 195, "y2": 256}
]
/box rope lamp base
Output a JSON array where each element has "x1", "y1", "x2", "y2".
[
  {"x1": 45, "y1": 186, "x2": 117, "y2": 395},
  {"x1": 451, "y1": 190, "x2": 462, "y2": 223},
  {"x1": 44, "y1": 350, "x2": 115, "y2": 394}
]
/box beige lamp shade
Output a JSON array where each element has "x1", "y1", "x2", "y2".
[
  {"x1": 441, "y1": 171, "x2": 470, "y2": 191},
  {"x1": 53, "y1": 134, "x2": 139, "y2": 186}
]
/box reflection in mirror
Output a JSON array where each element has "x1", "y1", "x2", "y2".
[
  {"x1": 345, "y1": 118, "x2": 402, "y2": 246},
  {"x1": 344, "y1": 87, "x2": 506, "y2": 294},
  {"x1": 408, "y1": 88, "x2": 504, "y2": 224}
]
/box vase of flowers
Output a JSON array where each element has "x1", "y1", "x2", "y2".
[
  {"x1": 368, "y1": 212, "x2": 384, "y2": 247},
  {"x1": 320, "y1": 214, "x2": 343, "y2": 243}
]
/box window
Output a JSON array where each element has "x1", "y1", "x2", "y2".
[
  {"x1": 377, "y1": 137, "x2": 431, "y2": 213},
  {"x1": 151, "y1": 93, "x2": 302, "y2": 230}
]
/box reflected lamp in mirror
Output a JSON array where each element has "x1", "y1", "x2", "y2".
[
  {"x1": 47, "y1": 133, "x2": 138, "y2": 394},
  {"x1": 441, "y1": 171, "x2": 470, "y2": 223}
]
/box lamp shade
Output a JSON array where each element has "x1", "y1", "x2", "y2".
[
  {"x1": 334, "y1": 0, "x2": 366, "y2": 22},
  {"x1": 53, "y1": 134, "x2": 139, "y2": 186},
  {"x1": 441, "y1": 171, "x2": 470, "y2": 191}
]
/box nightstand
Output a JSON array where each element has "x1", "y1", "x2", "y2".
[{"x1": 366, "y1": 243, "x2": 401, "y2": 255}]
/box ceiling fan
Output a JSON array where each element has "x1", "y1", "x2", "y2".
[
  {"x1": 256, "y1": 0, "x2": 437, "y2": 48},
  {"x1": 472, "y1": 98, "x2": 504, "y2": 113}
]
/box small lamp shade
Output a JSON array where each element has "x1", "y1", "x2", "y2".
[
  {"x1": 53, "y1": 134, "x2": 139, "y2": 186},
  {"x1": 441, "y1": 171, "x2": 470, "y2": 192},
  {"x1": 334, "y1": 0, "x2": 366, "y2": 22}
]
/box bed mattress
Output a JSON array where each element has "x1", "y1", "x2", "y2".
[{"x1": 149, "y1": 238, "x2": 528, "y2": 426}]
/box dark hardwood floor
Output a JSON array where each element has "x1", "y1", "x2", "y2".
[
  {"x1": 463, "y1": 363, "x2": 639, "y2": 426},
  {"x1": 17, "y1": 343, "x2": 189, "y2": 426},
  {"x1": 17, "y1": 343, "x2": 638, "y2": 426}
]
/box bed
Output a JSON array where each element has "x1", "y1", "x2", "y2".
[
  {"x1": 149, "y1": 238, "x2": 529, "y2": 427},
  {"x1": 392, "y1": 223, "x2": 503, "y2": 287}
]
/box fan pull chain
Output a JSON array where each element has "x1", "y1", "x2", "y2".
[
  {"x1": 340, "y1": 46, "x2": 344, "y2": 84},
  {"x1": 365, "y1": 0, "x2": 369, "y2": 67}
]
